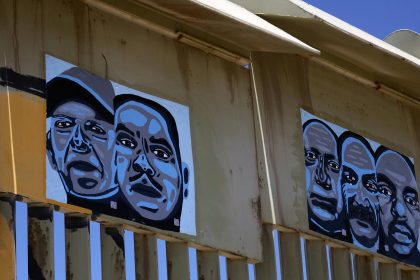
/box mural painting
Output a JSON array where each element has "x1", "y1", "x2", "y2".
[
  {"x1": 46, "y1": 55, "x2": 195, "y2": 234},
  {"x1": 302, "y1": 109, "x2": 420, "y2": 266}
]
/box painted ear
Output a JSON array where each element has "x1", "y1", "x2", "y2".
[
  {"x1": 46, "y1": 130, "x2": 57, "y2": 170},
  {"x1": 182, "y1": 162, "x2": 190, "y2": 197}
]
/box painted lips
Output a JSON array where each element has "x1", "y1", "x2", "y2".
[
  {"x1": 68, "y1": 160, "x2": 100, "y2": 172},
  {"x1": 310, "y1": 193, "x2": 337, "y2": 214},
  {"x1": 128, "y1": 173, "x2": 163, "y2": 199},
  {"x1": 130, "y1": 183, "x2": 161, "y2": 198},
  {"x1": 68, "y1": 160, "x2": 102, "y2": 189},
  {"x1": 390, "y1": 223, "x2": 414, "y2": 245},
  {"x1": 348, "y1": 199, "x2": 377, "y2": 229}
]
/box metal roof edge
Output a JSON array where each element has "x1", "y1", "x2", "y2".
[
  {"x1": 189, "y1": 0, "x2": 319, "y2": 55},
  {"x1": 287, "y1": 0, "x2": 420, "y2": 68},
  {"x1": 133, "y1": 0, "x2": 320, "y2": 55},
  {"x1": 384, "y1": 29, "x2": 420, "y2": 59}
]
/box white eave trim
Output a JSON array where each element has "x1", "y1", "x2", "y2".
[
  {"x1": 190, "y1": 0, "x2": 319, "y2": 55},
  {"x1": 290, "y1": 0, "x2": 420, "y2": 68}
]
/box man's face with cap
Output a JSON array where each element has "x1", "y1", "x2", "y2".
[
  {"x1": 376, "y1": 151, "x2": 420, "y2": 257},
  {"x1": 49, "y1": 101, "x2": 114, "y2": 197},
  {"x1": 341, "y1": 138, "x2": 379, "y2": 248},
  {"x1": 304, "y1": 122, "x2": 342, "y2": 230},
  {"x1": 113, "y1": 101, "x2": 185, "y2": 222}
]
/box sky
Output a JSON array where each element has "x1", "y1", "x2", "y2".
[{"x1": 303, "y1": 0, "x2": 420, "y2": 39}]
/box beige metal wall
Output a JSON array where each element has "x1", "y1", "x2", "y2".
[
  {"x1": 252, "y1": 51, "x2": 420, "y2": 231},
  {"x1": 251, "y1": 52, "x2": 311, "y2": 227},
  {"x1": 0, "y1": 0, "x2": 262, "y2": 260},
  {"x1": 1, "y1": 0, "x2": 420, "y2": 279},
  {"x1": 251, "y1": 51, "x2": 420, "y2": 277}
]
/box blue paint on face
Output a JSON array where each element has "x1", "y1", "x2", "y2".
[
  {"x1": 115, "y1": 153, "x2": 130, "y2": 185},
  {"x1": 340, "y1": 137, "x2": 378, "y2": 250},
  {"x1": 303, "y1": 122, "x2": 342, "y2": 233},
  {"x1": 376, "y1": 150, "x2": 420, "y2": 258},
  {"x1": 136, "y1": 201, "x2": 159, "y2": 210},
  {"x1": 153, "y1": 159, "x2": 178, "y2": 179},
  {"x1": 113, "y1": 100, "x2": 183, "y2": 222},
  {"x1": 48, "y1": 101, "x2": 115, "y2": 198},
  {"x1": 149, "y1": 119, "x2": 162, "y2": 135},
  {"x1": 163, "y1": 179, "x2": 176, "y2": 210},
  {"x1": 119, "y1": 108, "x2": 147, "y2": 127},
  {"x1": 89, "y1": 155, "x2": 100, "y2": 168},
  {"x1": 72, "y1": 169, "x2": 86, "y2": 177}
]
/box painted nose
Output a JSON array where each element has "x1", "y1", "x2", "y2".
[
  {"x1": 133, "y1": 153, "x2": 155, "y2": 176},
  {"x1": 69, "y1": 125, "x2": 91, "y2": 153},
  {"x1": 356, "y1": 184, "x2": 366, "y2": 201},
  {"x1": 315, "y1": 155, "x2": 332, "y2": 190},
  {"x1": 392, "y1": 198, "x2": 407, "y2": 219}
]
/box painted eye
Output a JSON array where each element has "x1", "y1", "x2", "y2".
[
  {"x1": 364, "y1": 181, "x2": 377, "y2": 193},
  {"x1": 328, "y1": 160, "x2": 339, "y2": 171},
  {"x1": 118, "y1": 137, "x2": 136, "y2": 149},
  {"x1": 152, "y1": 148, "x2": 170, "y2": 159},
  {"x1": 85, "y1": 121, "x2": 106, "y2": 135},
  {"x1": 405, "y1": 196, "x2": 419, "y2": 207},
  {"x1": 305, "y1": 151, "x2": 316, "y2": 161},
  {"x1": 342, "y1": 168, "x2": 358, "y2": 185},
  {"x1": 345, "y1": 175, "x2": 356, "y2": 181},
  {"x1": 55, "y1": 120, "x2": 73, "y2": 128},
  {"x1": 379, "y1": 186, "x2": 392, "y2": 197},
  {"x1": 90, "y1": 125, "x2": 105, "y2": 134}
]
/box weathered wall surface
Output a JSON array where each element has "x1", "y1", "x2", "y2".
[
  {"x1": 252, "y1": 51, "x2": 420, "y2": 236},
  {"x1": 0, "y1": 85, "x2": 14, "y2": 194},
  {"x1": 0, "y1": 0, "x2": 262, "y2": 260},
  {"x1": 251, "y1": 52, "x2": 311, "y2": 227}
]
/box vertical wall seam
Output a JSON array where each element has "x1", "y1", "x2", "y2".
[
  {"x1": 4, "y1": 53, "x2": 18, "y2": 194},
  {"x1": 250, "y1": 53, "x2": 277, "y2": 225}
]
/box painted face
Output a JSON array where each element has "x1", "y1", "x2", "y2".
[
  {"x1": 113, "y1": 101, "x2": 182, "y2": 221},
  {"x1": 341, "y1": 139, "x2": 379, "y2": 248},
  {"x1": 304, "y1": 122, "x2": 342, "y2": 230},
  {"x1": 376, "y1": 151, "x2": 420, "y2": 257},
  {"x1": 48, "y1": 101, "x2": 114, "y2": 197}
]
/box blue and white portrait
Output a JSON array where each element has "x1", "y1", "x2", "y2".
[
  {"x1": 340, "y1": 133, "x2": 379, "y2": 250},
  {"x1": 303, "y1": 119, "x2": 345, "y2": 240},
  {"x1": 376, "y1": 148, "x2": 420, "y2": 266},
  {"x1": 112, "y1": 95, "x2": 190, "y2": 231},
  {"x1": 46, "y1": 55, "x2": 196, "y2": 235},
  {"x1": 46, "y1": 67, "x2": 117, "y2": 203},
  {"x1": 301, "y1": 109, "x2": 420, "y2": 267}
]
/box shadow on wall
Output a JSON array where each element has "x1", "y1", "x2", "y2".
[{"x1": 0, "y1": 67, "x2": 45, "y2": 97}]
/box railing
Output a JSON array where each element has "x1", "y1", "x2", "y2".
[
  {"x1": 2, "y1": 195, "x2": 419, "y2": 279},
  {"x1": 0, "y1": 196, "x2": 257, "y2": 280}
]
